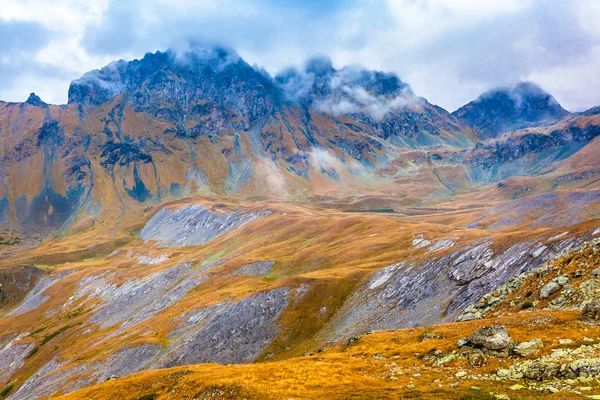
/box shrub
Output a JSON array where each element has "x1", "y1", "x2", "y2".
[
  {"x1": 1, "y1": 385, "x2": 13, "y2": 397},
  {"x1": 26, "y1": 346, "x2": 39, "y2": 359},
  {"x1": 521, "y1": 300, "x2": 534, "y2": 309}
]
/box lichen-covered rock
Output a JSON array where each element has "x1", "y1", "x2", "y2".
[
  {"x1": 514, "y1": 339, "x2": 543, "y2": 357},
  {"x1": 462, "y1": 325, "x2": 515, "y2": 357},
  {"x1": 458, "y1": 311, "x2": 482, "y2": 321},
  {"x1": 581, "y1": 301, "x2": 600, "y2": 321},
  {"x1": 540, "y1": 281, "x2": 562, "y2": 299}
]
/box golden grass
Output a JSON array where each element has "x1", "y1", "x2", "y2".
[{"x1": 56, "y1": 310, "x2": 593, "y2": 400}]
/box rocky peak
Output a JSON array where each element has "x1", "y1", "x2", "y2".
[
  {"x1": 67, "y1": 44, "x2": 281, "y2": 108},
  {"x1": 452, "y1": 81, "x2": 570, "y2": 139},
  {"x1": 275, "y1": 57, "x2": 421, "y2": 123},
  {"x1": 67, "y1": 44, "x2": 283, "y2": 137},
  {"x1": 25, "y1": 92, "x2": 46, "y2": 107}
]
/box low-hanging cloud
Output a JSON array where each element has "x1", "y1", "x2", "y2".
[{"x1": 277, "y1": 58, "x2": 424, "y2": 120}]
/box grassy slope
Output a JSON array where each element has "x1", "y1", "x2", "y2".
[{"x1": 56, "y1": 310, "x2": 593, "y2": 400}]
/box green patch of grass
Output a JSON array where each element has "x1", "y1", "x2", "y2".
[
  {"x1": 26, "y1": 346, "x2": 39, "y2": 359},
  {"x1": 41, "y1": 325, "x2": 73, "y2": 345},
  {"x1": 0, "y1": 237, "x2": 20, "y2": 245},
  {"x1": 30, "y1": 326, "x2": 47, "y2": 336},
  {"x1": 200, "y1": 249, "x2": 229, "y2": 267},
  {"x1": 1, "y1": 384, "x2": 14, "y2": 397}
]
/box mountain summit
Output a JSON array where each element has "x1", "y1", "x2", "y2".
[{"x1": 452, "y1": 82, "x2": 570, "y2": 139}]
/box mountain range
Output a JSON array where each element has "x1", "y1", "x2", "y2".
[{"x1": 1, "y1": 44, "x2": 600, "y2": 400}]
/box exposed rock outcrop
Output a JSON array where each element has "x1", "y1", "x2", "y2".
[{"x1": 140, "y1": 204, "x2": 270, "y2": 247}]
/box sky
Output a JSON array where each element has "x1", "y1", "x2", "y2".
[{"x1": 1, "y1": 0, "x2": 599, "y2": 112}]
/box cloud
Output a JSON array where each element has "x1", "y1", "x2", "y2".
[
  {"x1": 277, "y1": 58, "x2": 423, "y2": 120},
  {"x1": 0, "y1": 0, "x2": 599, "y2": 111}
]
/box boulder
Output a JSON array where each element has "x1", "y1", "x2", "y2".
[
  {"x1": 514, "y1": 338, "x2": 543, "y2": 357},
  {"x1": 464, "y1": 325, "x2": 515, "y2": 357},
  {"x1": 540, "y1": 276, "x2": 569, "y2": 299},
  {"x1": 459, "y1": 311, "x2": 482, "y2": 321},
  {"x1": 540, "y1": 281, "x2": 561, "y2": 299},
  {"x1": 581, "y1": 301, "x2": 600, "y2": 321}
]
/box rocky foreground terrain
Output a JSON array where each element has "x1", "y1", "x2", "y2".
[{"x1": 0, "y1": 44, "x2": 600, "y2": 399}]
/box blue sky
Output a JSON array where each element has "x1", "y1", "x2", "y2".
[{"x1": 1, "y1": 0, "x2": 599, "y2": 111}]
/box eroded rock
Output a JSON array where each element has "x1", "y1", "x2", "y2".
[{"x1": 460, "y1": 326, "x2": 515, "y2": 357}]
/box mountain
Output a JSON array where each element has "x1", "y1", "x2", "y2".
[
  {"x1": 0, "y1": 45, "x2": 479, "y2": 243},
  {"x1": 1, "y1": 44, "x2": 600, "y2": 400},
  {"x1": 452, "y1": 81, "x2": 570, "y2": 140}
]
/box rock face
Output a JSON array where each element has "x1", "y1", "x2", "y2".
[
  {"x1": 459, "y1": 326, "x2": 515, "y2": 357},
  {"x1": 7, "y1": 270, "x2": 74, "y2": 317},
  {"x1": 234, "y1": 261, "x2": 275, "y2": 277},
  {"x1": 457, "y1": 237, "x2": 600, "y2": 320},
  {"x1": 325, "y1": 235, "x2": 577, "y2": 341},
  {"x1": 1, "y1": 44, "x2": 599, "y2": 246},
  {"x1": 582, "y1": 301, "x2": 600, "y2": 321},
  {"x1": 7, "y1": 344, "x2": 162, "y2": 400},
  {"x1": 0, "y1": 334, "x2": 36, "y2": 384},
  {"x1": 0, "y1": 265, "x2": 46, "y2": 312},
  {"x1": 163, "y1": 287, "x2": 289, "y2": 366},
  {"x1": 452, "y1": 81, "x2": 570, "y2": 139},
  {"x1": 140, "y1": 204, "x2": 270, "y2": 247}
]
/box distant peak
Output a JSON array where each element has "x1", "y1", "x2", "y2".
[
  {"x1": 304, "y1": 56, "x2": 335, "y2": 76},
  {"x1": 26, "y1": 92, "x2": 46, "y2": 107},
  {"x1": 453, "y1": 81, "x2": 570, "y2": 139},
  {"x1": 168, "y1": 42, "x2": 241, "y2": 69},
  {"x1": 480, "y1": 81, "x2": 552, "y2": 104}
]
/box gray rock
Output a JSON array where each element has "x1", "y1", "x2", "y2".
[
  {"x1": 581, "y1": 301, "x2": 600, "y2": 321},
  {"x1": 540, "y1": 281, "x2": 562, "y2": 299},
  {"x1": 233, "y1": 261, "x2": 274, "y2": 277},
  {"x1": 7, "y1": 270, "x2": 75, "y2": 317},
  {"x1": 162, "y1": 287, "x2": 289, "y2": 366},
  {"x1": 556, "y1": 275, "x2": 569, "y2": 286},
  {"x1": 466, "y1": 326, "x2": 515, "y2": 357},
  {"x1": 324, "y1": 236, "x2": 581, "y2": 342},
  {"x1": 140, "y1": 204, "x2": 270, "y2": 247},
  {"x1": 514, "y1": 338, "x2": 543, "y2": 357},
  {"x1": 458, "y1": 311, "x2": 482, "y2": 321},
  {"x1": 7, "y1": 343, "x2": 161, "y2": 400},
  {"x1": 85, "y1": 263, "x2": 204, "y2": 329},
  {"x1": 0, "y1": 334, "x2": 35, "y2": 383}
]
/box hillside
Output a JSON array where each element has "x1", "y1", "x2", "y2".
[
  {"x1": 0, "y1": 43, "x2": 599, "y2": 400},
  {"x1": 51, "y1": 238, "x2": 600, "y2": 400}
]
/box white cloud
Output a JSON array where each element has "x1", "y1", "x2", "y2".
[{"x1": 0, "y1": 0, "x2": 598, "y2": 112}]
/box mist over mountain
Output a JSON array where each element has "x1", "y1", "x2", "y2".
[{"x1": 453, "y1": 82, "x2": 571, "y2": 139}]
